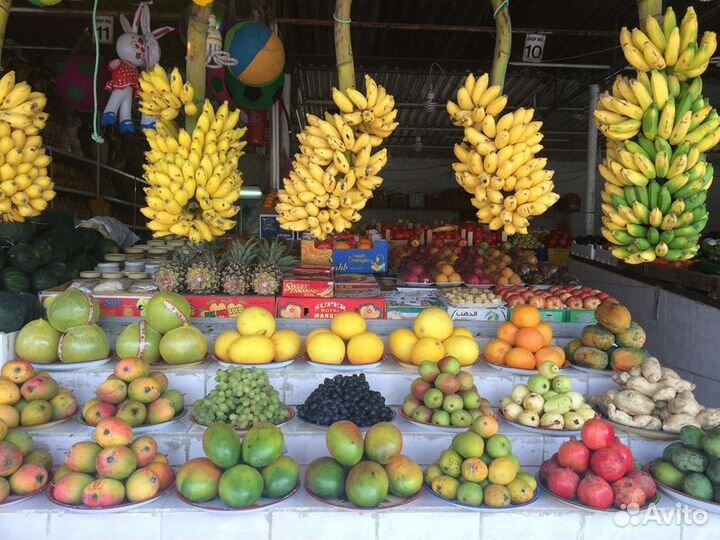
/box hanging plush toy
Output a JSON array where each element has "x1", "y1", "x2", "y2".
[{"x1": 101, "y1": 2, "x2": 173, "y2": 133}]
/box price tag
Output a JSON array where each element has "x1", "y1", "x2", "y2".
[
  {"x1": 522, "y1": 34, "x2": 546, "y2": 62},
  {"x1": 94, "y1": 15, "x2": 114, "y2": 45}
]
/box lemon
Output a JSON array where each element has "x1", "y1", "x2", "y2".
[
  {"x1": 413, "y1": 307, "x2": 453, "y2": 341},
  {"x1": 410, "y1": 337, "x2": 445, "y2": 365},
  {"x1": 451, "y1": 327, "x2": 474, "y2": 339},
  {"x1": 388, "y1": 328, "x2": 417, "y2": 363},
  {"x1": 442, "y1": 336, "x2": 480, "y2": 366},
  {"x1": 347, "y1": 331, "x2": 384, "y2": 365},
  {"x1": 271, "y1": 330, "x2": 302, "y2": 362},
  {"x1": 330, "y1": 312, "x2": 367, "y2": 341},
  {"x1": 236, "y1": 306, "x2": 276, "y2": 337},
  {"x1": 213, "y1": 330, "x2": 241, "y2": 361},
  {"x1": 306, "y1": 332, "x2": 345, "y2": 365},
  {"x1": 306, "y1": 327, "x2": 331, "y2": 345},
  {"x1": 228, "y1": 335, "x2": 274, "y2": 364}
]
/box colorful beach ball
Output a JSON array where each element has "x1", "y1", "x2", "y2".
[
  {"x1": 55, "y1": 54, "x2": 109, "y2": 112},
  {"x1": 224, "y1": 22, "x2": 285, "y2": 86}
]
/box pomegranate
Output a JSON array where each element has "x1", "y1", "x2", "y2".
[
  {"x1": 625, "y1": 469, "x2": 657, "y2": 499},
  {"x1": 611, "y1": 437, "x2": 635, "y2": 473},
  {"x1": 557, "y1": 437, "x2": 590, "y2": 474},
  {"x1": 581, "y1": 418, "x2": 615, "y2": 449},
  {"x1": 590, "y1": 447, "x2": 626, "y2": 483},
  {"x1": 540, "y1": 453, "x2": 561, "y2": 482},
  {"x1": 547, "y1": 467, "x2": 580, "y2": 499},
  {"x1": 612, "y1": 477, "x2": 647, "y2": 509},
  {"x1": 577, "y1": 473, "x2": 614, "y2": 509}
]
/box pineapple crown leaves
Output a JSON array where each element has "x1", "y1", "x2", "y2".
[
  {"x1": 222, "y1": 238, "x2": 259, "y2": 266},
  {"x1": 173, "y1": 241, "x2": 219, "y2": 266},
  {"x1": 256, "y1": 239, "x2": 298, "y2": 272}
]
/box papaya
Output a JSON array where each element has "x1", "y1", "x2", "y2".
[
  {"x1": 595, "y1": 302, "x2": 632, "y2": 334},
  {"x1": 573, "y1": 346, "x2": 609, "y2": 370},
  {"x1": 615, "y1": 321, "x2": 646, "y2": 348},
  {"x1": 565, "y1": 339, "x2": 582, "y2": 360},
  {"x1": 610, "y1": 347, "x2": 650, "y2": 372},
  {"x1": 202, "y1": 423, "x2": 241, "y2": 469},
  {"x1": 580, "y1": 325, "x2": 615, "y2": 351}
]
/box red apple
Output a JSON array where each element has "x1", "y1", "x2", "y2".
[
  {"x1": 583, "y1": 297, "x2": 602, "y2": 309},
  {"x1": 559, "y1": 292, "x2": 572, "y2": 301},
  {"x1": 520, "y1": 290, "x2": 534, "y2": 302},
  {"x1": 597, "y1": 293, "x2": 609, "y2": 301},
  {"x1": 604, "y1": 296, "x2": 619, "y2": 304},
  {"x1": 528, "y1": 295, "x2": 546, "y2": 308},
  {"x1": 545, "y1": 296, "x2": 563, "y2": 309},
  {"x1": 566, "y1": 297, "x2": 583, "y2": 309},
  {"x1": 506, "y1": 294, "x2": 524, "y2": 307}
]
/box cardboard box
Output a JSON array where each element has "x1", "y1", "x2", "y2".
[
  {"x1": 301, "y1": 239, "x2": 333, "y2": 267},
  {"x1": 281, "y1": 273, "x2": 334, "y2": 298},
  {"x1": 507, "y1": 307, "x2": 566, "y2": 323},
  {"x1": 333, "y1": 240, "x2": 389, "y2": 274},
  {"x1": 385, "y1": 289, "x2": 444, "y2": 320},
  {"x1": 259, "y1": 214, "x2": 295, "y2": 239},
  {"x1": 445, "y1": 305, "x2": 508, "y2": 322},
  {"x1": 0, "y1": 331, "x2": 19, "y2": 367},
  {"x1": 277, "y1": 296, "x2": 385, "y2": 319},
  {"x1": 565, "y1": 309, "x2": 597, "y2": 324}
]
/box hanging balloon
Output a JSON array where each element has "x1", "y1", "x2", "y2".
[
  {"x1": 55, "y1": 53, "x2": 110, "y2": 112},
  {"x1": 224, "y1": 22, "x2": 284, "y2": 86},
  {"x1": 27, "y1": 0, "x2": 63, "y2": 5},
  {"x1": 178, "y1": 1, "x2": 229, "y2": 42},
  {"x1": 226, "y1": 70, "x2": 283, "y2": 111}
]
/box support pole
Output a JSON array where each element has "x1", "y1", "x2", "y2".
[
  {"x1": 585, "y1": 84, "x2": 599, "y2": 236},
  {"x1": 637, "y1": 0, "x2": 662, "y2": 26},
  {"x1": 0, "y1": 0, "x2": 11, "y2": 69},
  {"x1": 186, "y1": 3, "x2": 211, "y2": 132},
  {"x1": 334, "y1": 0, "x2": 355, "y2": 90},
  {"x1": 489, "y1": 0, "x2": 511, "y2": 89}
]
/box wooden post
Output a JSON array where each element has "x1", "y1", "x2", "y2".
[
  {"x1": 186, "y1": 3, "x2": 211, "y2": 132},
  {"x1": 0, "y1": 0, "x2": 11, "y2": 69},
  {"x1": 489, "y1": 0, "x2": 511, "y2": 90},
  {"x1": 334, "y1": 0, "x2": 355, "y2": 91},
  {"x1": 637, "y1": 0, "x2": 662, "y2": 26}
]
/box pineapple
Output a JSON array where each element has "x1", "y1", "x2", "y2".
[
  {"x1": 251, "y1": 240, "x2": 297, "y2": 295},
  {"x1": 185, "y1": 243, "x2": 220, "y2": 294},
  {"x1": 153, "y1": 244, "x2": 194, "y2": 292},
  {"x1": 221, "y1": 238, "x2": 258, "y2": 295}
]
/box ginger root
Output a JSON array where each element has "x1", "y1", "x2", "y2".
[
  {"x1": 697, "y1": 408, "x2": 720, "y2": 430},
  {"x1": 668, "y1": 390, "x2": 703, "y2": 416},
  {"x1": 641, "y1": 357, "x2": 662, "y2": 383},
  {"x1": 615, "y1": 389, "x2": 655, "y2": 415},
  {"x1": 663, "y1": 413, "x2": 702, "y2": 433}
]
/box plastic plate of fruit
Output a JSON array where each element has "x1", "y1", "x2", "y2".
[
  {"x1": 646, "y1": 463, "x2": 720, "y2": 514},
  {"x1": 424, "y1": 482, "x2": 540, "y2": 512},
  {"x1": 297, "y1": 408, "x2": 395, "y2": 430},
  {"x1": 75, "y1": 408, "x2": 189, "y2": 433},
  {"x1": 176, "y1": 485, "x2": 298, "y2": 512},
  {"x1": 14, "y1": 416, "x2": 73, "y2": 432},
  {"x1": 213, "y1": 355, "x2": 296, "y2": 370},
  {"x1": 536, "y1": 475, "x2": 661, "y2": 513},
  {"x1": 30, "y1": 356, "x2": 114, "y2": 372},
  {"x1": 484, "y1": 360, "x2": 572, "y2": 375},
  {"x1": 568, "y1": 364, "x2": 615, "y2": 377},
  {"x1": 389, "y1": 355, "x2": 419, "y2": 370},
  {"x1": 304, "y1": 356, "x2": 385, "y2": 372},
  {"x1": 190, "y1": 407, "x2": 295, "y2": 433},
  {"x1": 146, "y1": 359, "x2": 207, "y2": 370},
  {"x1": 497, "y1": 410, "x2": 582, "y2": 437},
  {"x1": 305, "y1": 485, "x2": 422, "y2": 510},
  {"x1": 398, "y1": 409, "x2": 479, "y2": 433},
  {"x1": 46, "y1": 483, "x2": 173, "y2": 513},
  {"x1": 0, "y1": 485, "x2": 48, "y2": 508}
]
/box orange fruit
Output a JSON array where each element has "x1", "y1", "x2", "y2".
[
  {"x1": 483, "y1": 339, "x2": 512, "y2": 365},
  {"x1": 514, "y1": 328, "x2": 545, "y2": 353},
  {"x1": 535, "y1": 345, "x2": 566, "y2": 368},
  {"x1": 496, "y1": 276, "x2": 509, "y2": 286},
  {"x1": 497, "y1": 322, "x2": 519, "y2": 345},
  {"x1": 501, "y1": 267, "x2": 514, "y2": 278},
  {"x1": 441, "y1": 264, "x2": 455, "y2": 276},
  {"x1": 509, "y1": 274, "x2": 523, "y2": 285},
  {"x1": 511, "y1": 305, "x2": 541, "y2": 328},
  {"x1": 504, "y1": 347, "x2": 536, "y2": 370},
  {"x1": 448, "y1": 272, "x2": 462, "y2": 283},
  {"x1": 435, "y1": 273, "x2": 449, "y2": 283},
  {"x1": 536, "y1": 322, "x2": 553, "y2": 346}
]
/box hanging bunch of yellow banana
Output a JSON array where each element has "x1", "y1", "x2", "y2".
[
  {"x1": 275, "y1": 75, "x2": 397, "y2": 240},
  {"x1": 447, "y1": 72, "x2": 559, "y2": 235},
  {"x1": 138, "y1": 65, "x2": 198, "y2": 120},
  {"x1": 138, "y1": 66, "x2": 247, "y2": 243},
  {"x1": 595, "y1": 6, "x2": 719, "y2": 264},
  {"x1": 0, "y1": 71, "x2": 54, "y2": 222}
]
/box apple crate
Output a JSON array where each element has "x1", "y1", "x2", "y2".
[
  {"x1": 565, "y1": 309, "x2": 596, "y2": 324},
  {"x1": 0, "y1": 330, "x2": 18, "y2": 367},
  {"x1": 445, "y1": 305, "x2": 508, "y2": 322},
  {"x1": 537, "y1": 309, "x2": 565, "y2": 323}
]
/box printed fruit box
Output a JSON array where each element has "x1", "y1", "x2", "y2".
[
  {"x1": 301, "y1": 239, "x2": 333, "y2": 267},
  {"x1": 385, "y1": 290, "x2": 444, "y2": 320},
  {"x1": 444, "y1": 303, "x2": 508, "y2": 322},
  {"x1": 508, "y1": 307, "x2": 565, "y2": 323},
  {"x1": 277, "y1": 296, "x2": 385, "y2": 319},
  {"x1": 333, "y1": 240, "x2": 389, "y2": 274}
]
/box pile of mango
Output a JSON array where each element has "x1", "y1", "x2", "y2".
[{"x1": 0, "y1": 428, "x2": 51, "y2": 502}]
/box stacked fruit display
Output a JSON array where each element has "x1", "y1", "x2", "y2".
[
  {"x1": 0, "y1": 71, "x2": 55, "y2": 222},
  {"x1": 298, "y1": 374, "x2": 393, "y2": 427},
  {"x1": 499, "y1": 361, "x2": 596, "y2": 430},
  {"x1": 540, "y1": 419, "x2": 657, "y2": 510},
  {"x1": 80, "y1": 358, "x2": 184, "y2": 428},
  {"x1": 14, "y1": 288, "x2": 110, "y2": 365},
  {"x1": 304, "y1": 312, "x2": 384, "y2": 366},
  {"x1": 154, "y1": 239, "x2": 296, "y2": 295},
  {"x1": 388, "y1": 307, "x2": 480, "y2": 367},
  {"x1": 306, "y1": 421, "x2": 423, "y2": 508},
  {"x1": 396, "y1": 241, "x2": 494, "y2": 285},
  {"x1": 0, "y1": 359, "x2": 77, "y2": 427},
  {"x1": 192, "y1": 366, "x2": 291, "y2": 430},
  {"x1": 275, "y1": 75, "x2": 398, "y2": 239},
  {"x1": 401, "y1": 358, "x2": 493, "y2": 428},
  {"x1": 214, "y1": 307, "x2": 302, "y2": 365},
  {"x1": 441, "y1": 287, "x2": 503, "y2": 306},
  {"x1": 483, "y1": 305, "x2": 564, "y2": 370},
  {"x1": 138, "y1": 66, "x2": 247, "y2": 242},
  {"x1": 176, "y1": 422, "x2": 298, "y2": 509},
  {"x1": 595, "y1": 7, "x2": 719, "y2": 263},
  {"x1": 478, "y1": 247, "x2": 523, "y2": 285},
  {"x1": 137, "y1": 292, "x2": 207, "y2": 365},
  {"x1": 565, "y1": 301, "x2": 649, "y2": 371},
  {"x1": 496, "y1": 284, "x2": 614, "y2": 309},
  {"x1": 0, "y1": 428, "x2": 52, "y2": 502},
  {"x1": 651, "y1": 425, "x2": 720, "y2": 503},
  {"x1": 50, "y1": 418, "x2": 174, "y2": 508},
  {"x1": 426, "y1": 416, "x2": 538, "y2": 507},
  {"x1": 447, "y1": 72, "x2": 559, "y2": 234}
]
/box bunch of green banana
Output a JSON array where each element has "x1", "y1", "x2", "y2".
[
  {"x1": 619, "y1": 6, "x2": 716, "y2": 81},
  {"x1": 275, "y1": 75, "x2": 394, "y2": 240},
  {"x1": 0, "y1": 71, "x2": 54, "y2": 223},
  {"x1": 448, "y1": 72, "x2": 559, "y2": 234},
  {"x1": 139, "y1": 99, "x2": 247, "y2": 242},
  {"x1": 138, "y1": 65, "x2": 198, "y2": 120}
]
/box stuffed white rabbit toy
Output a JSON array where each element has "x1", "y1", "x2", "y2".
[{"x1": 101, "y1": 2, "x2": 173, "y2": 133}]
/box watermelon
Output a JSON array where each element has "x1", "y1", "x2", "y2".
[
  {"x1": 94, "y1": 239, "x2": 120, "y2": 260},
  {"x1": 0, "y1": 292, "x2": 25, "y2": 332},
  {"x1": 0, "y1": 222, "x2": 33, "y2": 246},
  {"x1": 32, "y1": 238, "x2": 53, "y2": 266},
  {"x1": 30, "y1": 268, "x2": 59, "y2": 292},
  {"x1": 75, "y1": 228, "x2": 103, "y2": 252},
  {"x1": 0, "y1": 267, "x2": 30, "y2": 292},
  {"x1": 28, "y1": 210, "x2": 74, "y2": 232},
  {"x1": 17, "y1": 292, "x2": 43, "y2": 324},
  {"x1": 7, "y1": 244, "x2": 41, "y2": 273},
  {"x1": 0, "y1": 249, "x2": 4, "y2": 270},
  {"x1": 50, "y1": 262, "x2": 71, "y2": 283}
]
